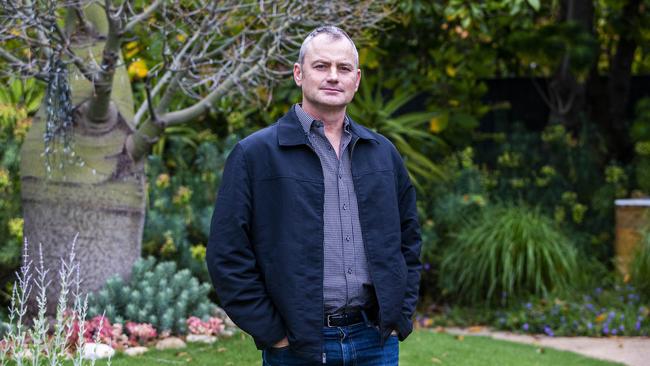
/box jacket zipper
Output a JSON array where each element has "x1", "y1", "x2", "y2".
[{"x1": 350, "y1": 137, "x2": 384, "y2": 342}]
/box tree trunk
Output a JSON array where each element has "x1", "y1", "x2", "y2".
[
  {"x1": 20, "y1": 5, "x2": 144, "y2": 314},
  {"x1": 547, "y1": 0, "x2": 594, "y2": 129}
]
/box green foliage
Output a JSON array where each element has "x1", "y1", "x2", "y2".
[
  {"x1": 88, "y1": 256, "x2": 216, "y2": 335},
  {"x1": 629, "y1": 231, "x2": 650, "y2": 302},
  {"x1": 0, "y1": 78, "x2": 43, "y2": 287},
  {"x1": 347, "y1": 72, "x2": 446, "y2": 188},
  {"x1": 143, "y1": 133, "x2": 236, "y2": 282},
  {"x1": 440, "y1": 204, "x2": 577, "y2": 305},
  {"x1": 630, "y1": 97, "x2": 650, "y2": 194},
  {"x1": 476, "y1": 122, "x2": 623, "y2": 260}
]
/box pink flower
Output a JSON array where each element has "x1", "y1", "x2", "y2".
[
  {"x1": 187, "y1": 316, "x2": 225, "y2": 335},
  {"x1": 125, "y1": 322, "x2": 157, "y2": 345}
]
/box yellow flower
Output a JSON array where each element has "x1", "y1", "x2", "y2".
[
  {"x1": 429, "y1": 116, "x2": 443, "y2": 133},
  {"x1": 127, "y1": 59, "x2": 148, "y2": 80},
  {"x1": 172, "y1": 186, "x2": 192, "y2": 205},
  {"x1": 14, "y1": 118, "x2": 32, "y2": 141},
  {"x1": 124, "y1": 41, "x2": 140, "y2": 59},
  {"x1": 160, "y1": 231, "x2": 176, "y2": 256},
  {"x1": 190, "y1": 244, "x2": 206, "y2": 261},
  {"x1": 446, "y1": 65, "x2": 457, "y2": 78},
  {"x1": 0, "y1": 169, "x2": 9, "y2": 190},
  {"x1": 595, "y1": 313, "x2": 606, "y2": 323},
  {"x1": 8, "y1": 218, "x2": 23, "y2": 239},
  {"x1": 176, "y1": 34, "x2": 187, "y2": 43},
  {"x1": 156, "y1": 173, "x2": 170, "y2": 189}
]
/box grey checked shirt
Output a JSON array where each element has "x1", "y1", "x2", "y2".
[{"x1": 295, "y1": 104, "x2": 373, "y2": 314}]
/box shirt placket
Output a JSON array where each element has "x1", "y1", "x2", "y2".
[{"x1": 337, "y1": 133, "x2": 356, "y2": 310}]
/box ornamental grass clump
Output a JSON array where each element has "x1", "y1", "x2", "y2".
[
  {"x1": 441, "y1": 204, "x2": 577, "y2": 305},
  {"x1": 88, "y1": 257, "x2": 215, "y2": 335}
]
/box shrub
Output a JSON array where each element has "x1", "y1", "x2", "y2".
[
  {"x1": 440, "y1": 204, "x2": 578, "y2": 305},
  {"x1": 629, "y1": 230, "x2": 650, "y2": 302},
  {"x1": 1, "y1": 238, "x2": 106, "y2": 365},
  {"x1": 88, "y1": 256, "x2": 216, "y2": 335}
]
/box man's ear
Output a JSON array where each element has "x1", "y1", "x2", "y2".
[{"x1": 293, "y1": 63, "x2": 302, "y2": 86}]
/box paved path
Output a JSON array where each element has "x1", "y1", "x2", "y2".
[{"x1": 444, "y1": 327, "x2": 650, "y2": 366}]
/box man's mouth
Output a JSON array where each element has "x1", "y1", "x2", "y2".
[{"x1": 321, "y1": 88, "x2": 343, "y2": 92}]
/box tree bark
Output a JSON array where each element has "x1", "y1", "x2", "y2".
[
  {"x1": 20, "y1": 4, "x2": 143, "y2": 314},
  {"x1": 547, "y1": 0, "x2": 594, "y2": 129}
]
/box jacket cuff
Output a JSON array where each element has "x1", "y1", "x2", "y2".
[
  {"x1": 396, "y1": 314, "x2": 413, "y2": 341},
  {"x1": 252, "y1": 323, "x2": 287, "y2": 350}
]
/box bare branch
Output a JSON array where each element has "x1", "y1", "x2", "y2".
[{"x1": 121, "y1": 0, "x2": 164, "y2": 35}]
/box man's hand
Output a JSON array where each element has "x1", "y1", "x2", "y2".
[{"x1": 272, "y1": 337, "x2": 289, "y2": 348}]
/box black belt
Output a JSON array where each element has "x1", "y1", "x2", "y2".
[{"x1": 325, "y1": 310, "x2": 375, "y2": 327}]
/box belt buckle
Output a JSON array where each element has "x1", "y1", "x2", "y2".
[{"x1": 326, "y1": 314, "x2": 334, "y2": 327}]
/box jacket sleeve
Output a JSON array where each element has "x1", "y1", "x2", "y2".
[
  {"x1": 393, "y1": 151, "x2": 422, "y2": 340},
  {"x1": 206, "y1": 143, "x2": 286, "y2": 348}
]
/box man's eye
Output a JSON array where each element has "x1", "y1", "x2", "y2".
[
  {"x1": 340, "y1": 67, "x2": 352, "y2": 72},
  {"x1": 314, "y1": 65, "x2": 326, "y2": 69}
]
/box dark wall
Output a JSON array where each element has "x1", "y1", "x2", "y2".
[{"x1": 479, "y1": 76, "x2": 650, "y2": 133}]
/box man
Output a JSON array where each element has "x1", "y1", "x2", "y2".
[{"x1": 206, "y1": 26, "x2": 421, "y2": 365}]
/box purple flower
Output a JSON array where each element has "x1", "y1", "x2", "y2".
[
  {"x1": 612, "y1": 329, "x2": 618, "y2": 335},
  {"x1": 636, "y1": 321, "x2": 641, "y2": 331},
  {"x1": 423, "y1": 263, "x2": 431, "y2": 271},
  {"x1": 522, "y1": 323, "x2": 529, "y2": 331},
  {"x1": 544, "y1": 326, "x2": 554, "y2": 337},
  {"x1": 525, "y1": 302, "x2": 533, "y2": 310},
  {"x1": 603, "y1": 325, "x2": 609, "y2": 335},
  {"x1": 619, "y1": 325, "x2": 625, "y2": 332},
  {"x1": 585, "y1": 303, "x2": 594, "y2": 311},
  {"x1": 595, "y1": 287, "x2": 603, "y2": 296},
  {"x1": 587, "y1": 322, "x2": 593, "y2": 330}
]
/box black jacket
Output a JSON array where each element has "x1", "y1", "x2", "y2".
[{"x1": 206, "y1": 108, "x2": 422, "y2": 362}]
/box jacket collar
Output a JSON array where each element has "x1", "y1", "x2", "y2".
[{"x1": 278, "y1": 105, "x2": 377, "y2": 146}]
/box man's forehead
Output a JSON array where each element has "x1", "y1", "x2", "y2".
[{"x1": 304, "y1": 35, "x2": 356, "y2": 64}]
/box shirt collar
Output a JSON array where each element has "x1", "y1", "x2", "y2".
[{"x1": 295, "y1": 104, "x2": 351, "y2": 135}]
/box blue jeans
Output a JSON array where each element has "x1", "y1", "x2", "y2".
[{"x1": 262, "y1": 323, "x2": 399, "y2": 365}]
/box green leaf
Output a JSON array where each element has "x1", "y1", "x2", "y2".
[{"x1": 526, "y1": 0, "x2": 540, "y2": 11}]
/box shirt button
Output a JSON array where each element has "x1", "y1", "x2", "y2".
[
  {"x1": 345, "y1": 235, "x2": 351, "y2": 242},
  {"x1": 342, "y1": 203, "x2": 348, "y2": 210},
  {"x1": 347, "y1": 268, "x2": 352, "y2": 274},
  {"x1": 338, "y1": 174, "x2": 342, "y2": 179}
]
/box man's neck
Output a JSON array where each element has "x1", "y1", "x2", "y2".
[{"x1": 301, "y1": 102, "x2": 346, "y2": 134}]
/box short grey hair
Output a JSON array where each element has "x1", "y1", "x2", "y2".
[{"x1": 298, "y1": 26, "x2": 359, "y2": 67}]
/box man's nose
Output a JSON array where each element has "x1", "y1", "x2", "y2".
[{"x1": 326, "y1": 66, "x2": 339, "y2": 81}]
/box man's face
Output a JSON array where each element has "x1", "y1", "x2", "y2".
[{"x1": 293, "y1": 34, "x2": 361, "y2": 112}]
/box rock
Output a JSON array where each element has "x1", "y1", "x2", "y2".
[
  {"x1": 155, "y1": 337, "x2": 186, "y2": 350},
  {"x1": 82, "y1": 343, "x2": 115, "y2": 360},
  {"x1": 186, "y1": 334, "x2": 217, "y2": 344},
  {"x1": 220, "y1": 329, "x2": 235, "y2": 338},
  {"x1": 124, "y1": 346, "x2": 148, "y2": 356},
  {"x1": 224, "y1": 316, "x2": 236, "y2": 329}
]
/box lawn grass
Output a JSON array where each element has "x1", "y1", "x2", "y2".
[{"x1": 86, "y1": 330, "x2": 621, "y2": 366}]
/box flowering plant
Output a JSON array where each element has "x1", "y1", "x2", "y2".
[
  {"x1": 186, "y1": 316, "x2": 224, "y2": 336},
  {"x1": 125, "y1": 322, "x2": 158, "y2": 346},
  {"x1": 496, "y1": 285, "x2": 649, "y2": 337}
]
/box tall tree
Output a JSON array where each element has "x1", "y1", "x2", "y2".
[{"x1": 0, "y1": 0, "x2": 388, "y2": 311}]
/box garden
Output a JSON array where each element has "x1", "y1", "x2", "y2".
[{"x1": 1, "y1": 0, "x2": 650, "y2": 365}]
